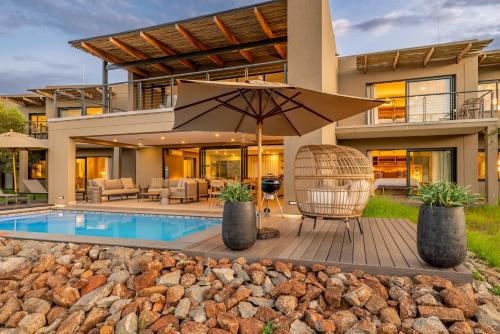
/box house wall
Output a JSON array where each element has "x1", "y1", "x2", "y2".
[
  {"x1": 337, "y1": 56, "x2": 479, "y2": 126},
  {"x1": 136, "y1": 147, "x2": 163, "y2": 188}
]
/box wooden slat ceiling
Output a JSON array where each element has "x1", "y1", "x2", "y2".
[
  {"x1": 0, "y1": 94, "x2": 45, "y2": 106},
  {"x1": 479, "y1": 50, "x2": 500, "y2": 67},
  {"x1": 69, "y1": 0, "x2": 287, "y2": 77},
  {"x1": 355, "y1": 39, "x2": 492, "y2": 73}
]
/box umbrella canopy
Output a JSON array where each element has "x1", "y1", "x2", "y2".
[
  {"x1": 0, "y1": 131, "x2": 47, "y2": 192},
  {"x1": 173, "y1": 79, "x2": 383, "y2": 232}
]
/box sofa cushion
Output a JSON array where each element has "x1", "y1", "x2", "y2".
[
  {"x1": 102, "y1": 189, "x2": 126, "y2": 196},
  {"x1": 150, "y1": 178, "x2": 164, "y2": 189},
  {"x1": 121, "y1": 178, "x2": 135, "y2": 189},
  {"x1": 92, "y1": 178, "x2": 106, "y2": 189},
  {"x1": 105, "y1": 179, "x2": 123, "y2": 190}
]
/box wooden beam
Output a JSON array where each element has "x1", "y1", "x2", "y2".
[
  {"x1": 213, "y1": 16, "x2": 254, "y2": 63},
  {"x1": 456, "y1": 42, "x2": 472, "y2": 63},
  {"x1": 392, "y1": 51, "x2": 400, "y2": 70},
  {"x1": 175, "y1": 24, "x2": 225, "y2": 67},
  {"x1": 363, "y1": 55, "x2": 368, "y2": 73},
  {"x1": 57, "y1": 91, "x2": 78, "y2": 99},
  {"x1": 109, "y1": 37, "x2": 171, "y2": 74},
  {"x1": 34, "y1": 90, "x2": 54, "y2": 99},
  {"x1": 22, "y1": 97, "x2": 42, "y2": 106},
  {"x1": 254, "y1": 7, "x2": 286, "y2": 59},
  {"x1": 479, "y1": 54, "x2": 487, "y2": 65},
  {"x1": 140, "y1": 31, "x2": 197, "y2": 71},
  {"x1": 80, "y1": 41, "x2": 148, "y2": 77},
  {"x1": 423, "y1": 47, "x2": 434, "y2": 67},
  {"x1": 107, "y1": 36, "x2": 286, "y2": 70}
]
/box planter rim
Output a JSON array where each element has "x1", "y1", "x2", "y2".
[
  {"x1": 420, "y1": 204, "x2": 464, "y2": 209},
  {"x1": 223, "y1": 200, "x2": 254, "y2": 204}
]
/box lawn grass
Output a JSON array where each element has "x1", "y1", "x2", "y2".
[{"x1": 363, "y1": 195, "x2": 500, "y2": 268}]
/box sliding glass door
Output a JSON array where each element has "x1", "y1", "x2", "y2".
[
  {"x1": 407, "y1": 77, "x2": 453, "y2": 122},
  {"x1": 407, "y1": 149, "x2": 455, "y2": 189}
]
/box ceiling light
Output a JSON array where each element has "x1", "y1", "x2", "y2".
[
  {"x1": 161, "y1": 136, "x2": 165, "y2": 140},
  {"x1": 215, "y1": 150, "x2": 219, "y2": 154},
  {"x1": 138, "y1": 142, "x2": 143, "y2": 146},
  {"x1": 230, "y1": 138, "x2": 235, "y2": 142},
  {"x1": 113, "y1": 139, "x2": 118, "y2": 142},
  {"x1": 181, "y1": 141, "x2": 186, "y2": 144},
  {"x1": 215, "y1": 133, "x2": 220, "y2": 137}
]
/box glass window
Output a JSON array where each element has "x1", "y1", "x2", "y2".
[
  {"x1": 409, "y1": 150, "x2": 452, "y2": 184},
  {"x1": 204, "y1": 148, "x2": 241, "y2": 180},
  {"x1": 247, "y1": 146, "x2": 284, "y2": 179},
  {"x1": 477, "y1": 151, "x2": 500, "y2": 180},
  {"x1": 372, "y1": 81, "x2": 406, "y2": 123},
  {"x1": 75, "y1": 157, "x2": 110, "y2": 190},
  {"x1": 407, "y1": 78, "x2": 452, "y2": 122},
  {"x1": 59, "y1": 107, "x2": 103, "y2": 118},
  {"x1": 29, "y1": 114, "x2": 47, "y2": 134},
  {"x1": 29, "y1": 151, "x2": 46, "y2": 179},
  {"x1": 478, "y1": 81, "x2": 499, "y2": 113}
]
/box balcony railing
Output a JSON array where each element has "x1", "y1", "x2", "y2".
[
  {"x1": 369, "y1": 90, "x2": 496, "y2": 125},
  {"x1": 24, "y1": 121, "x2": 48, "y2": 139},
  {"x1": 53, "y1": 60, "x2": 287, "y2": 118}
]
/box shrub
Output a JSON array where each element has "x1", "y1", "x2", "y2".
[
  {"x1": 219, "y1": 182, "x2": 253, "y2": 202},
  {"x1": 411, "y1": 180, "x2": 483, "y2": 208}
]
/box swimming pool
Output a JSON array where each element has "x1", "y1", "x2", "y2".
[{"x1": 0, "y1": 211, "x2": 221, "y2": 241}]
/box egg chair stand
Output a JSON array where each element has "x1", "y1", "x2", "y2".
[{"x1": 297, "y1": 215, "x2": 364, "y2": 242}]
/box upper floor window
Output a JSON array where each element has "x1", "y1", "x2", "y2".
[
  {"x1": 367, "y1": 77, "x2": 454, "y2": 124},
  {"x1": 478, "y1": 81, "x2": 499, "y2": 113},
  {"x1": 58, "y1": 107, "x2": 103, "y2": 118}
]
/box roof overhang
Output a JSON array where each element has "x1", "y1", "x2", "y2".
[
  {"x1": 29, "y1": 85, "x2": 112, "y2": 101},
  {"x1": 479, "y1": 49, "x2": 500, "y2": 68},
  {"x1": 336, "y1": 119, "x2": 498, "y2": 139},
  {"x1": 68, "y1": 0, "x2": 287, "y2": 78},
  {"x1": 355, "y1": 39, "x2": 492, "y2": 73},
  {"x1": 0, "y1": 93, "x2": 45, "y2": 107}
]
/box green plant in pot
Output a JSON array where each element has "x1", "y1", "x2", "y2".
[
  {"x1": 411, "y1": 181, "x2": 483, "y2": 268},
  {"x1": 219, "y1": 182, "x2": 256, "y2": 250}
]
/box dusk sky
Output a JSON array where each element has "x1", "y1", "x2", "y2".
[{"x1": 0, "y1": 0, "x2": 499, "y2": 94}]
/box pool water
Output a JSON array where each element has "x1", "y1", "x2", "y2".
[{"x1": 0, "y1": 211, "x2": 221, "y2": 241}]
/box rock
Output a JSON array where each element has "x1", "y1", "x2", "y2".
[
  {"x1": 418, "y1": 305, "x2": 465, "y2": 323},
  {"x1": 343, "y1": 285, "x2": 372, "y2": 307},
  {"x1": 217, "y1": 313, "x2": 239, "y2": 334},
  {"x1": 212, "y1": 268, "x2": 235, "y2": 284},
  {"x1": 100, "y1": 325, "x2": 114, "y2": 334},
  {"x1": 161, "y1": 254, "x2": 176, "y2": 268},
  {"x1": 189, "y1": 285, "x2": 211, "y2": 304},
  {"x1": 412, "y1": 316, "x2": 448, "y2": 334},
  {"x1": 70, "y1": 282, "x2": 114, "y2": 312},
  {"x1": 166, "y1": 285, "x2": 185, "y2": 304},
  {"x1": 181, "y1": 273, "x2": 197, "y2": 288},
  {"x1": 116, "y1": 312, "x2": 138, "y2": 334},
  {"x1": 476, "y1": 304, "x2": 500, "y2": 332},
  {"x1": 96, "y1": 295, "x2": 120, "y2": 308},
  {"x1": 448, "y1": 321, "x2": 473, "y2": 334},
  {"x1": 52, "y1": 286, "x2": 80, "y2": 307},
  {"x1": 47, "y1": 306, "x2": 67, "y2": 325},
  {"x1": 138, "y1": 285, "x2": 168, "y2": 296},
  {"x1": 150, "y1": 315, "x2": 179, "y2": 332},
  {"x1": 134, "y1": 270, "x2": 159, "y2": 291},
  {"x1": 17, "y1": 313, "x2": 46, "y2": 334},
  {"x1": 364, "y1": 293, "x2": 387, "y2": 314},
  {"x1": 32, "y1": 255, "x2": 55, "y2": 273},
  {"x1": 400, "y1": 296, "x2": 418, "y2": 320},
  {"x1": 275, "y1": 295, "x2": 297, "y2": 315},
  {"x1": 108, "y1": 270, "x2": 130, "y2": 284},
  {"x1": 289, "y1": 319, "x2": 314, "y2": 334},
  {"x1": 5, "y1": 310, "x2": 27, "y2": 328},
  {"x1": 56, "y1": 310, "x2": 86, "y2": 334},
  {"x1": 189, "y1": 306, "x2": 207, "y2": 323},
  {"x1": 175, "y1": 298, "x2": 190, "y2": 319},
  {"x1": 414, "y1": 275, "x2": 452, "y2": 290},
  {"x1": 80, "y1": 307, "x2": 109, "y2": 333},
  {"x1": 238, "y1": 301, "x2": 257, "y2": 319},
  {"x1": 380, "y1": 307, "x2": 401, "y2": 326},
  {"x1": 36, "y1": 318, "x2": 63, "y2": 334},
  {"x1": 110, "y1": 298, "x2": 132, "y2": 315},
  {"x1": 248, "y1": 297, "x2": 274, "y2": 308},
  {"x1": 415, "y1": 293, "x2": 440, "y2": 306},
  {"x1": 0, "y1": 297, "x2": 21, "y2": 324},
  {"x1": 330, "y1": 310, "x2": 358, "y2": 334},
  {"x1": 139, "y1": 310, "x2": 161, "y2": 329},
  {"x1": 377, "y1": 323, "x2": 398, "y2": 334},
  {"x1": 0, "y1": 257, "x2": 26, "y2": 273},
  {"x1": 271, "y1": 280, "x2": 306, "y2": 298},
  {"x1": 181, "y1": 320, "x2": 209, "y2": 334},
  {"x1": 127, "y1": 254, "x2": 153, "y2": 274},
  {"x1": 350, "y1": 319, "x2": 376, "y2": 334},
  {"x1": 156, "y1": 271, "x2": 181, "y2": 287},
  {"x1": 89, "y1": 259, "x2": 111, "y2": 271},
  {"x1": 440, "y1": 287, "x2": 478, "y2": 318},
  {"x1": 274, "y1": 262, "x2": 291, "y2": 278},
  {"x1": 22, "y1": 297, "x2": 51, "y2": 315},
  {"x1": 238, "y1": 317, "x2": 265, "y2": 334}
]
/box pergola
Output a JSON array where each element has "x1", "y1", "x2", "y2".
[
  {"x1": 68, "y1": 0, "x2": 287, "y2": 78},
  {"x1": 29, "y1": 86, "x2": 111, "y2": 101},
  {"x1": 0, "y1": 94, "x2": 45, "y2": 107},
  {"x1": 479, "y1": 50, "x2": 500, "y2": 67},
  {"x1": 356, "y1": 39, "x2": 492, "y2": 73}
]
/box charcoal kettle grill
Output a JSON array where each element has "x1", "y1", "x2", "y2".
[{"x1": 261, "y1": 176, "x2": 284, "y2": 218}]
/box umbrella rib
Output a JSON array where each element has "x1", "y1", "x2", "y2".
[
  {"x1": 174, "y1": 89, "x2": 242, "y2": 111},
  {"x1": 173, "y1": 92, "x2": 242, "y2": 129},
  {"x1": 238, "y1": 89, "x2": 258, "y2": 117},
  {"x1": 273, "y1": 90, "x2": 335, "y2": 123},
  {"x1": 215, "y1": 98, "x2": 257, "y2": 119},
  {"x1": 280, "y1": 109, "x2": 301, "y2": 136},
  {"x1": 234, "y1": 91, "x2": 257, "y2": 132},
  {"x1": 262, "y1": 89, "x2": 275, "y2": 115},
  {"x1": 264, "y1": 92, "x2": 301, "y2": 117}
]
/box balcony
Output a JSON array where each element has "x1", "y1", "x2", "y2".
[
  {"x1": 52, "y1": 60, "x2": 287, "y2": 118},
  {"x1": 369, "y1": 90, "x2": 497, "y2": 125},
  {"x1": 25, "y1": 121, "x2": 48, "y2": 139}
]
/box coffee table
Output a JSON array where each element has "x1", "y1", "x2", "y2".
[{"x1": 138, "y1": 192, "x2": 161, "y2": 202}]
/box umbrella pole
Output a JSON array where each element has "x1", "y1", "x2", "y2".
[
  {"x1": 257, "y1": 121, "x2": 263, "y2": 230},
  {"x1": 11, "y1": 149, "x2": 17, "y2": 193}
]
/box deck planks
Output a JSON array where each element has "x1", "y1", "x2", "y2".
[{"x1": 184, "y1": 217, "x2": 472, "y2": 283}]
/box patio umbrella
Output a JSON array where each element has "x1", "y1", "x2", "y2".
[
  {"x1": 173, "y1": 79, "x2": 383, "y2": 232},
  {"x1": 0, "y1": 131, "x2": 48, "y2": 192}
]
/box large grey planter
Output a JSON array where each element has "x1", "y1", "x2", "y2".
[
  {"x1": 222, "y1": 201, "x2": 257, "y2": 250},
  {"x1": 417, "y1": 205, "x2": 467, "y2": 268}
]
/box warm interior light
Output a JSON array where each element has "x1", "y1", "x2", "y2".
[
  {"x1": 215, "y1": 133, "x2": 220, "y2": 137},
  {"x1": 230, "y1": 138, "x2": 235, "y2": 142},
  {"x1": 161, "y1": 136, "x2": 165, "y2": 140},
  {"x1": 181, "y1": 140, "x2": 186, "y2": 144},
  {"x1": 113, "y1": 139, "x2": 118, "y2": 142}
]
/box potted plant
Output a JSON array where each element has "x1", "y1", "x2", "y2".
[
  {"x1": 219, "y1": 182, "x2": 256, "y2": 250},
  {"x1": 411, "y1": 181, "x2": 483, "y2": 268}
]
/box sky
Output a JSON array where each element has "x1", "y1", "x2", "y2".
[{"x1": 0, "y1": 0, "x2": 499, "y2": 94}]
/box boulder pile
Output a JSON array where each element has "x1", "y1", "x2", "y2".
[{"x1": 0, "y1": 238, "x2": 498, "y2": 334}]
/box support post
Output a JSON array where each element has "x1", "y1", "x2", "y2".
[
  {"x1": 485, "y1": 126, "x2": 498, "y2": 205},
  {"x1": 81, "y1": 89, "x2": 87, "y2": 116},
  {"x1": 102, "y1": 60, "x2": 109, "y2": 113},
  {"x1": 257, "y1": 121, "x2": 263, "y2": 230},
  {"x1": 53, "y1": 91, "x2": 58, "y2": 117}
]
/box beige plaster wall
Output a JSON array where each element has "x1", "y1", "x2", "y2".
[{"x1": 136, "y1": 147, "x2": 163, "y2": 188}]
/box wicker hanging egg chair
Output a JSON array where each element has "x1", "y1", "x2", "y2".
[{"x1": 294, "y1": 144, "x2": 374, "y2": 240}]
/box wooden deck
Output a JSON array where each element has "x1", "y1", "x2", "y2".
[{"x1": 185, "y1": 216, "x2": 472, "y2": 283}]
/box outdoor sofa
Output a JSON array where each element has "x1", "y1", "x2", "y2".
[
  {"x1": 147, "y1": 177, "x2": 208, "y2": 202},
  {"x1": 87, "y1": 178, "x2": 140, "y2": 200}
]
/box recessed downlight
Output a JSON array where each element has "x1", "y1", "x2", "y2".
[
  {"x1": 215, "y1": 133, "x2": 220, "y2": 137},
  {"x1": 161, "y1": 136, "x2": 165, "y2": 140}
]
